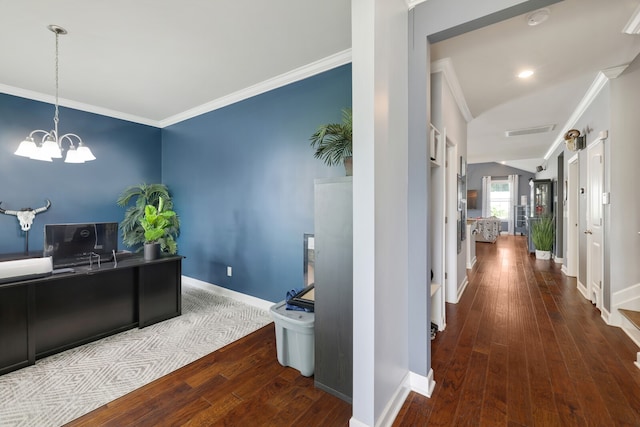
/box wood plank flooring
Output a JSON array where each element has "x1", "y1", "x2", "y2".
[
  {"x1": 394, "y1": 235, "x2": 640, "y2": 426},
  {"x1": 65, "y1": 323, "x2": 351, "y2": 427},
  {"x1": 67, "y1": 235, "x2": 640, "y2": 426}
]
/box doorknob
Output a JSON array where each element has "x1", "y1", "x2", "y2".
[{"x1": 584, "y1": 229, "x2": 593, "y2": 235}]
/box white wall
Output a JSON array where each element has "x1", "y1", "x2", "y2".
[
  {"x1": 610, "y1": 55, "x2": 640, "y2": 305},
  {"x1": 441, "y1": 73, "x2": 469, "y2": 294},
  {"x1": 351, "y1": 0, "x2": 409, "y2": 425},
  {"x1": 353, "y1": 1, "x2": 564, "y2": 425}
]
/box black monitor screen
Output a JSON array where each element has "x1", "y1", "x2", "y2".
[{"x1": 44, "y1": 222, "x2": 118, "y2": 268}]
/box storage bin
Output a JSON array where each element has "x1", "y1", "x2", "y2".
[{"x1": 270, "y1": 301, "x2": 315, "y2": 377}]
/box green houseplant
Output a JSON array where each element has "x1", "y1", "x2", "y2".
[
  {"x1": 139, "y1": 197, "x2": 177, "y2": 260},
  {"x1": 309, "y1": 108, "x2": 353, "y2": 175},
  {"x1": 531, "y1": 215, "x2": 555, "y2": 260},
  {"x1": 117, "y1": 183, "x2": 180, "y2": 254}
]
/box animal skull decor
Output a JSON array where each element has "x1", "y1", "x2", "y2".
[{"x1": 0, "y1": 199, "x2": 51, "y2": 231}]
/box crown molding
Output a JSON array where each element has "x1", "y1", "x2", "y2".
[
  {"x1": 1, "y1": 49, "x2": 353, "y2": 130},
  {"x1": 430, "y1": 57, "x2": 474, "y2": 122},
  {"x1": 407, "y1": 0, "x2": 428, "y2": 10},
  {"x1": 623, "y1": 3, "x2": 640, "y2": 34},
  {"x1": 0, "y1": 84, "x2": 160, "y2": 128},
  {"x1": 543, "y1": 64, "x2": 629, "y2": 160},
  {"x1": 159, "y1": 49, "x2": 352, "y2": 128}
]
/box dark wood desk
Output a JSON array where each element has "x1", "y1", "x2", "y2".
[{"x1": 0, "y1": 255, "x2": 182, "y2": 375}]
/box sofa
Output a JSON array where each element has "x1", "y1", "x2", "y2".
[{"x1": 475, "y1": 217, "x2": 500, "y2": 243}]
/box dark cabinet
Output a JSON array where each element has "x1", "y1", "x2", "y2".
[
  {"x1": 314, "y1": 177, "x2": 353, "y2": 403},
  {"x1": 139, "y1": 260, "x2": 182, "y2": 327},
  {"x1": 0, "y1": 255, "x2": 181, "y2": 375},
  {"x1": 528, "y1": 179, "x2": 553, "y2": 252},
  {"x1": 0, "y1": 285, "x2": 33, "y2": 375},
  {"x1": 514, "y1": 205, "x2": 529, "y2": 235},
  {"x1": 34, "y1": 269, "x2": 138, "y2": 357},
  {"x1": 530, "y1": 179, "x2": 553, "y2": 217}
]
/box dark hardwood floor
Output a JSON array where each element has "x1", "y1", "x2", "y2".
[
  {"x1": 394, "y1": 235, "x2": 640, "y2": 426},
  {"x1": 67, "y1": 235, "x2": 640, "y2": 426}
]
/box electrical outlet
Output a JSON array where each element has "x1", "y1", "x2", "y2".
[{"x1": 227, "y1": 266, "x2": 232, "y2": 277}]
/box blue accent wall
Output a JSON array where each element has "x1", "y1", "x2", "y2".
[
  {"x1": 0, "y1": 93, "x2": 161, "y2": 254},
  {"x1": 162, "y1": 64, "x2": 352, "y2": 302}
]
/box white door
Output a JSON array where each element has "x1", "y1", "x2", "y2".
[
  {"x1": 586, "y1": 140, "x2": 604, "y2": 308},
  {"x1": 566, "y1": 156, "x2": 579, "y2": 278}
]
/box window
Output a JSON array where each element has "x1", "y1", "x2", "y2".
[{"x1": 490, "y1": 180, "x2": 511, "y2": 220}]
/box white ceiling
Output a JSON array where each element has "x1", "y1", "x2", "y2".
[
  {"x1": 0, "y1": 0, "x2": 352, "y2": 125},
  {"x1": 431, "y1": 0, "x2": 640, "y2": 172},
  {"x1": 1, "y1": 1, "x2": 639, "y2": 173}
]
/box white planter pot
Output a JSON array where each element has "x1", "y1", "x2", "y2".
[{"x1": 535, "y1": 250, "x2": 551, "y2": 260}]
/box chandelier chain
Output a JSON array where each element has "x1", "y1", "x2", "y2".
[
  {"x1": 54, "y1": 30, "x2": 60, "y2": 132},
  {"x1": 14, "y1": 24, "x2": 95, "y2": 163}
]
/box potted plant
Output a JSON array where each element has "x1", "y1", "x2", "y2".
[
  {"x1": 531, "y1": 215, "x2": 555, "y2": 260},
  {"x1": 139, "y1": 197, "x2": 177, "y2": 260},
  {"x1": 309, "y1": 107, "x2": 353, "y2": 175},
  {"x1": 117, "y1": 183, "x2": 180, "y2": 254}
]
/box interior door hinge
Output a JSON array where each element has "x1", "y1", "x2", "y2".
[{"x1": 445, "y1": 272, "x2": 448, "y2": 280}]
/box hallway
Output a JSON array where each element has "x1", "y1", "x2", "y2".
[{"x1": 394, "y1": 235, "x2": 640, "y2": 426}]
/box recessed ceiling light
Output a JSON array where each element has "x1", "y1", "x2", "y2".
[
  {"x1": 518, "y1": 70, "x2": 534, "y2": 79},
  {"x1": 526, "y1": 8, "x2": 550, "y2": 26}
]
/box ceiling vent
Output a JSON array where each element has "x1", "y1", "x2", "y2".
[{"x1": 505, "y1": 124, "x2": 556, "y2": 137}]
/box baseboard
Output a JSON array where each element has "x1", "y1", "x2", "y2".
[
  {"x1": 601, "y1": 306, "x2": 611, "y2": 324},
  {"x1": 577, "y1": 280, "x2": 588, "y2": 299},
  {"x1": 349, "y1": 418, "x2": 370, "y2": 427},
  {"x1": 612, "y1": 283, "x2": 640, "y2": 309},
  {"x1": 609, "y1": 282, "x2": 640, "y2": 326},
  {"x1": 553, "y1": 256, "x2": 563, "y2": 264},
  {"x1": 409, "y1": 369, "x2": 435, "y2": 397},
  {"x1": 456, "y1": 276, "x2": 469, "y2": 303},
  {"x1": 182, "y1": 276, "x2": 274, "y2": 312},
  {"x1": 620, "y1": 315, "x2": 640, "y2": 349},
  {"x1": 466, "y1": 255, "x2": 477, "y2": 270},
  {"x1": 561, "y1": 265, "x2": 568, "y2": 275}
]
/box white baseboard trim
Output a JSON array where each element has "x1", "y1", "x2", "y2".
[
  {"x1": 348, "y1": 370, "x2": 436, "y2": 427},
  {"x1": 182, "y1": 275, "x2": 275, "y2": 312},
  {"x1": 349, "y1": 418, "x2": 370, "y2": 427},
  {"x1": 553, "y1": 256, "x2": 564, "y2": 264},
  {"x1": 601, "y1": 306, "x2": 611, "y2": 324},
  {"x1": 466, "y1": 255, "x2": 477, "y2": 270},
  {"x1": 561, "y1": 265, "x2": 568, "y2": 275},
  {"x1": 457, "y1": 276, "x2": 469, "y2": 303},
  {"x1": 635, "y1": 353, "x2": 640, "y2": 371},
  {"x1": 577, "y1": 280, "x2": 588, "y2": 299},
  {"x1": 409, "y1": 369, "x2": 435, "y2": 397},
  {"x1": 609, "y1": 282, "x2": 640, "y2": 327},
  {"x1": 620, "y1": 315, "x2": 640, "y2": 348},
  {"x1": 377, "y1": 373, "x2": 412, "y2": 427},
  {"x1": 612, "y1": 283, "x2": 640, "y2": 308}
]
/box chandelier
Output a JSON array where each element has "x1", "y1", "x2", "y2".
[{"x1": 14, "y1": 25, "x2": 95, "y2": 163}]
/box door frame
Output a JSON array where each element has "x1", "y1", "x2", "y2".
[
  {"x1": 445, "y1": 138, "x2": 458, "y2": 303},
  {"x1": 585, "y1": 136, "x2": 605, "y2": 310},
  {"x1": 566, "y1": 153, "x2": 579, "y2": 279}
]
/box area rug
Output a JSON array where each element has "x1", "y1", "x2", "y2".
[{"x1": 0, "y1": 281, "x2": 273, "y2": 427}]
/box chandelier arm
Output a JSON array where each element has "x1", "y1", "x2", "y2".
[
  {"x1": 28, "y1": 129, "x2": 50, "y2": 140},
  {"x1": 59, "y1": 133, "x2": 83, "y2": 148},
  {"x1": 15, "y1": 25, "x2": 93, "y2": 163}
]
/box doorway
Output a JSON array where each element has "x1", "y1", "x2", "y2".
[{"x1": 566, "y1": 154, "x2": 579, "y2": 279}]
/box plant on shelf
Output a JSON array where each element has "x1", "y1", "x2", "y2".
[
  {"x1": 117, "y1": 183, "x2": 180, "y2": 254},
  {"x1": 309, "y1": 107, "x2": 353, "y2": 176},
  {"x1": 139, "y1": 197, "x2": 177, "y2": 258},
  {"x1": 531, "y1": 215, "x2": 555, "y2": 260}
]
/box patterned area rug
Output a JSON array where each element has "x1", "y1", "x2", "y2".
[{"x1": 0, "y1": 282, "x2": 273, "y2": 427}]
